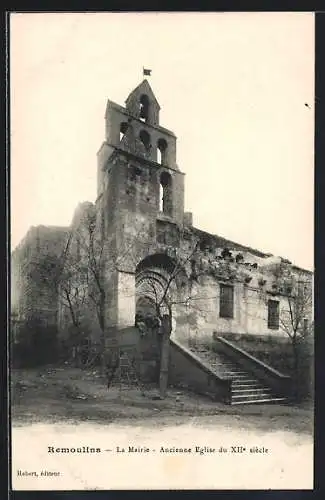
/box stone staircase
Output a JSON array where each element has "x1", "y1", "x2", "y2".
[{"x1": 188, "y1": 345, "x2": 287, "y2": 405}]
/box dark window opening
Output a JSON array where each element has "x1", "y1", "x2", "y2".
[
  {"x1": 159, "y1": 171, "x2": 172, "y2": 216},
  {"x1": 139, "y1": 130, "x2": 151, "y2": 151},
  {"x1": 119, "y1": 122, "x2": 129, "y2": 142},
  {"x1": 219, "y1": 284, "x2": 234, "y2": 319},
  {"x1": 139, "y1": 94, "x2": 150, "y2": 122},
  {"x1": 297, "y1": 280, "x2": 307, "y2": 298},
  {"x1": 268, "y1": 299, "x2": 279, "y2": 329},
  {"x1": 157, "y1": 138, "x2": 168, "y2": 165}
]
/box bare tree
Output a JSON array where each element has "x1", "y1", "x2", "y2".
[
  {"x1": 58, "y1": 210, "x2": 114, "y2": 373},
  {"x1": 78, "y1": 212, "x2": 106, "y2": 366},
  {"x1": 57, "y1": 233, "x2": 90, "y2": 361},
  {"x1": 279, "y1": 275, "x2": 313, "y2": 376},
  {"x1": 60, "y1": 210, "x2": 156, "y2": 383}
]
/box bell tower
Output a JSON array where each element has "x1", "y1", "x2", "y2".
[{"x1": 96, "y1": 78, "x2": 185, "y2": 329}]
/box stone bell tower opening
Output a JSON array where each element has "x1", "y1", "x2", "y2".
[
  {"x1": 119, "y1": 122, "x2": 129, "y2": 142},
  {"x1": 139, "y1": 129, "x2": 151, "y2": 151},
  {"x1": 159, "y1": 171, "x2": 173, "y2": 216},
  {"x1": 139, "y1": 94, "x2": 150, "y2": 123},
  {"x1": 157, "y1": 138, "x2": 168, "y2": 165}
]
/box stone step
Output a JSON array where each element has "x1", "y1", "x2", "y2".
[
  {"x1": 221, "y1": 370, "x2": 250, "y2": 375},
  {"x1": 232, "y1": 388, "x2": 272, "y2": 397},
  {"x1": 232, "y1": 377, "x2": 257, "y2": 381},
  {"x1": 220, "y1": 375, "x2": 257, "y2": 382},
  {"x1": 232, "y1": 386, "x2": 271, "y2": 392},
  {"x1": 224, "y1": 374, "x2": 254, "y2": 380},
  {"x1": 227, "y1": 378, "x2": 255, "y2": 382},
  {"x1": 210, "y1": 364, "x2": 239, "y2": 370},
  {"x1": 231, "y1": 392, "x2": 274, "y2": 402},
  {"x1": 231, "y1": 397, "x2": 287, "y2": 405},
  {"x1": 188, "y1": 344, "x2": 286, "y2": 406},
  {"x1": 232, "y1": 383, "x2": 263, "y2": 389},
  {"x1": 215, "y1": 367, "x2": 247, "y2": 372}
]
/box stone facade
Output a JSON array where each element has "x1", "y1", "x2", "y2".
[{"x1": 11, "y1": 79, "x2": 313, "y2": 351}]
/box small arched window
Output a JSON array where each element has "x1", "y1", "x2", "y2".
[
  {"x1": 119, "y1": 122, "x2": 129, "y2": 142},
  {"x1": 139, "y1": 94, "x2": 150, "y2": 122},
  {"x1": 157, "y1": 138, "x2": 168, "y2": 165},
  {"x1": 159, "y1": 171, "x2": 172, "y2": 216},
  {"x1": 139, "y1": 130, "x2": 151, "y2": 151}
]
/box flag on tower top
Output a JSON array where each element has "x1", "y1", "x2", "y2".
[{"x1": 143, "y1": 68, "x2": 152, "y2": 76}]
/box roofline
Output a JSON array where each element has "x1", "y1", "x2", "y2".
[
  {"x1": 191, "y1": 226, "x2": 269, "y2": 258},
  {"x1": 11, "y1": 225, "x2": 70, "y2": 254},
  {"x1": 190, "y1": 225, "x2": 313, "y2": 272},
  {"x1": 291, "y1": 265, "x2": 313, "y2": 275},
  {"x1": 125, "y1": 79, "x2": 161, "y2": 110}
]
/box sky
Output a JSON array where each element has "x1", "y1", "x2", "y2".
[{"x1": 10, "y1": 12, "x2": 314, "y2": 270}]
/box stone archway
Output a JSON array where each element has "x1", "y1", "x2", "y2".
[
  {"x1": 135, "y1": 252, "x2": 190, "y2": 337},
  {"x1": 134, "y1": 253, "x2": 179, "y2": 383},
  {"x1": 135, "y1": 253, "x2": 177, "y2": 320}
]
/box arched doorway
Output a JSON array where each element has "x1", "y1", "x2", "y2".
[
  {"x1": 135, "y1": 253, "x2": 178, "y2": 383},
  {"x1": 135, "y1": 253, "x2": 177, "y2": 319}
]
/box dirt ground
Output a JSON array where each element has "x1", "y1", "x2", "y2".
[{"x1": 10, "y1": 364, "x2": 313, "y2": 435}]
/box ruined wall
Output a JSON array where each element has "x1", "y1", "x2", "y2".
[
  {"x1": 11, "y1": 225, "x2": 69, "y2": 326},
  {"x1": 170, "y1": 243, "x2": 313, "y2": 345}
]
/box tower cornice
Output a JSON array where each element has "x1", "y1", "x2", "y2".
[{"x1": 102, "y1": 144, "x2": 184, "y2": 176}]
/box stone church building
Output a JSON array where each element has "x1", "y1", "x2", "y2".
[{"x1": 11, "y1": 79, "x2": 313, "y2": 360}]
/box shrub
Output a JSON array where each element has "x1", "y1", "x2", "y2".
[{"x1": 11, "y1": 317, "x2": 59, "y2": 368}]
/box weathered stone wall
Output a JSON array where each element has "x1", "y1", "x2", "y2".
[
  {"x1": 171, "y1": 276, "x2": 305, "y2": 344},
  {"x1": 11, "y1": 225, "x2": 69, "y2": 327},
  {"x1": 170, "y1": 244, "x2": 313, "y2": 345}
]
